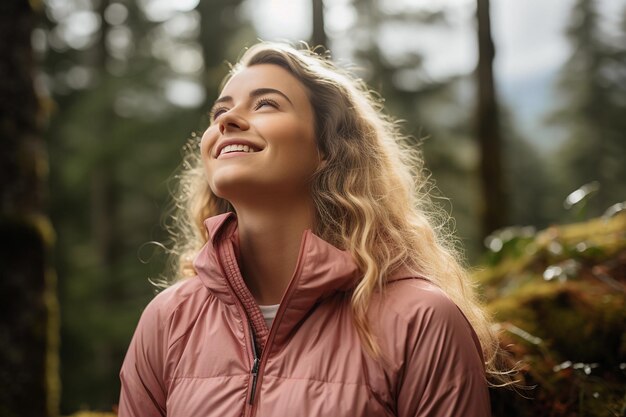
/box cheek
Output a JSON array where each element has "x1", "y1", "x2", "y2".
[
  {"x1": 282, "y1": 130, "x2": 320, "y2": 173},
  {"x1": 200, "y1": 127, "x2": 218, "y2": 159},
  {"x1": 296, "y1": 124, "x2": 319, "y2": 163}
]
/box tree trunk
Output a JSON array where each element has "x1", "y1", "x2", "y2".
[
  {"x1": 92, "y1": 0, "x2": 117, "y2": 271},
  {"x1": 476, "y1": 0, "x2": 507, "y2": 238},
  {"x1": 311, "y1": 0, "x2": 327, "y2": 49},
  {"x1": 0, "y1": 1, "x2": 60, "y2": 416}
]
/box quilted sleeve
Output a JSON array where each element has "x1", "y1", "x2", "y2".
[
  {"x1": 118, "y1": 297, "x2": 168, "y2": 417},
  {"x1": 395, "y1": 290, "x2": 491, "y2": 417}
]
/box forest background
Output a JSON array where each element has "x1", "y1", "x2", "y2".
[{"x1": 0, "y1": 0, "x2": 625, "y2": 415}]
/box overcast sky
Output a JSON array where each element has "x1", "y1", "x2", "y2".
[
  {"x1": 249, "y1": 0, "x2": 623, "y2": 81},
  {"x1": 247, "y1": 0, "x2": 624, "y2": 150}
]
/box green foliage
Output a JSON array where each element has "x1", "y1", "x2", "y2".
[
  {"x1": 477, "y1": 213, "x2": 626, "y2": 416},
  {"x1": 548, "y1": 0, "x2": 626, "y2": 214}
]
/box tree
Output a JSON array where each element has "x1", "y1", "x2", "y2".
[
  {"x1": 475, "y1": 0, "x2": 507, "y2": 239},
  {"x1": 197, "y1": 0, "x2": 254, "y2": 106},
  {"x1": 311, "y1": 0, "x2": 327, "y2": 49},
  {"x1": 549, "y1": 0, "x2": 626, "y2": 214},
  {"x1": 0, "y1": 1, "x2": 59, "y2": 416}
]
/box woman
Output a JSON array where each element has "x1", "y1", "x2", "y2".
[{"x1": 119, "y1": 42, "x2": 507, "y2": 416}]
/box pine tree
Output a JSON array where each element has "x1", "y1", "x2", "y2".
[
  {"x1": 550, "y1": 0, "x2": 626, "y2": 213},
  {"x1": 0, "y1": 1, "x2": 59, "y2": 415},
  {"x1": 311, "y1": 0, "x2": 327, "y2": 49},
  {"x1": 475, "y1": 0, "x2": 507, "y2": 237}
]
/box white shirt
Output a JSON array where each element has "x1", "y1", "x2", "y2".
[{"x1": 258, "y1": 304, "x2": 280, "y2": 328}]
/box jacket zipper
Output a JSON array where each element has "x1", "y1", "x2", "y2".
[
  {"x1": 219, "y1": 228, "x2": 310, "y2": 417},
  {"x1": 246, "y1": 232, "x2": 310, "y2": 417},
  {"x1": 248, "y1": 323, "x2": 260, "y2": 405},
  {"x1": 216, "y1": 236, "x2": 262, "y2": 417}
]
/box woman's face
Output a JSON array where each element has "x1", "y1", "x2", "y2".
[{"x1": 201, "y1": 64, "x2": 320, "y2": 205}]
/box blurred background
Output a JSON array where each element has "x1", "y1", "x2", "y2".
[{"x1": 1, "y1": 0, "x2": 625, "y2": 415}]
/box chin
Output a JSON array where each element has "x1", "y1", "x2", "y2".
[
  {"x1": 209, "y1": 174, "x2": 259, "y2": 201},
  {"x1": 209, "y1": 178, "x2": 238, "y2": 201}
]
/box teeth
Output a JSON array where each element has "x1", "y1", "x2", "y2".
[{"x1": 219, "y1": 144, "x2": 257, "y2": 156}]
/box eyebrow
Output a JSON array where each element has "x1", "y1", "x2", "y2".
[{"x1": 212, "y1": 88, "x2": 294, "y2": 107}]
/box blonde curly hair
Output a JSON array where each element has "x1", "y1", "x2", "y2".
[{"x1": 166, "y1": 41, "x2": 514, "y2": 386}]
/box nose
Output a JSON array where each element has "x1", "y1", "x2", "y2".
[{"x1": 218, "y1": 110, "x2": 250, "y2": 134}]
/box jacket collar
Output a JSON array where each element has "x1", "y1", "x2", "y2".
[{"x1": 193, "y1": 212, "x2": 360, "y2": 351}]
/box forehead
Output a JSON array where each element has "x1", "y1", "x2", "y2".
[{"x1": 220, "y1": 64, "x2": 310, "y2": 103}]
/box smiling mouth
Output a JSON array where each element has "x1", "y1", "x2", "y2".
[{"x1": 218, "y1": 144, "x2": 261, "y2": 157}]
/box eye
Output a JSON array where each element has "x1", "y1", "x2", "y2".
[
  {"x1": 254, "y1": 97, "x2": 279, "y2": 110},
  {"x1": 209, "y1": 106, "x2": 228, "y2": 122}
]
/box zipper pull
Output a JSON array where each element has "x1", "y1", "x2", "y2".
[
  {"x1": 252, "y1": 357, "x2": 260, "y2": 375},
  {"x1": 249, "y1": 357, "x2": 260, "y2": 404},
  {"x1": 248, "y1": 323, "x2": 260, "y2": 405}
]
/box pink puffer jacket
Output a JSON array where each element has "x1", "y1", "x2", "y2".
[{"x1": 119, "y1": 213, "x2": 490, "y2": 416}]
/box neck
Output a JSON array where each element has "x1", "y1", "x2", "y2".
[{"x1": 233, "y1": 199, "x2": 316, "y2": 305}]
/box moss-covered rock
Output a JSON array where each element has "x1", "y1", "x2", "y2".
[{"x1": 477, "y1": 213, "x2": 626, "y2": 417}]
